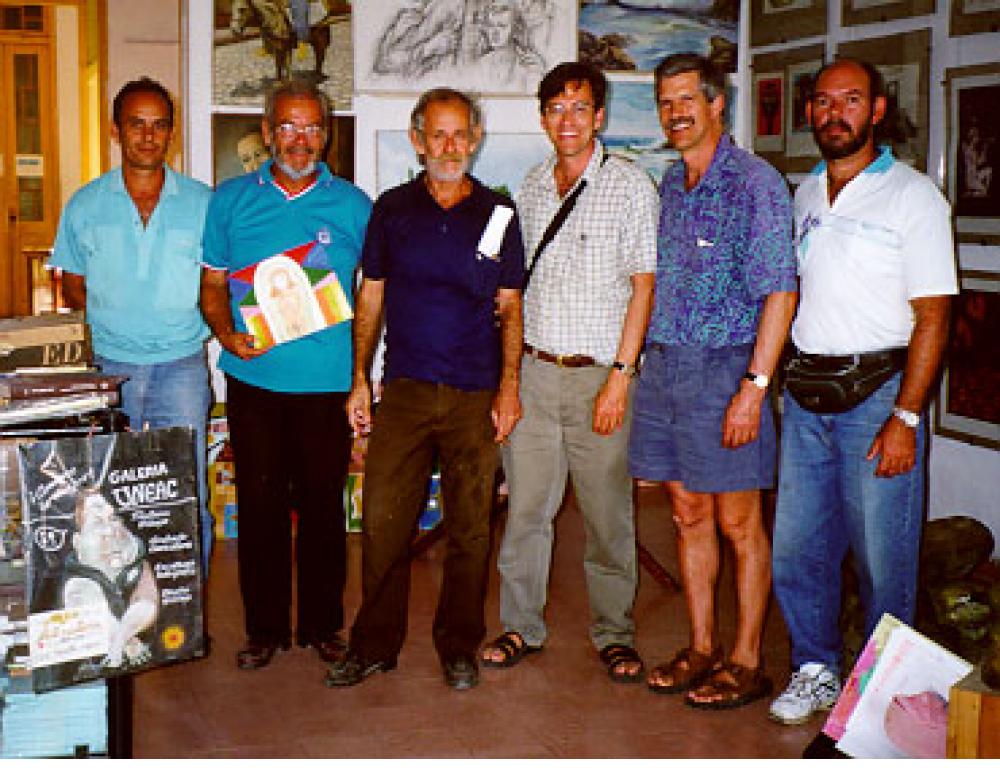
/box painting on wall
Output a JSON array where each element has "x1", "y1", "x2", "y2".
[
  {"x1": 354, "y1": 0, "x2": 577, "y2": 96},
  {"x1": 578, "y1": 0, "x2": 738, "y2": 74},
  {"x1": 837, "y1": 29, "x2": 930, "y2": 173},
  {"x1": 842, "y1": 0, "x2": 935, "y2": 27},
  {"x1": 750, "y1": 0, "x2": 826, "y2": 47},
  {"x1": 602, "y1": 77, "x2": 678, "y2": 185},
  {"x1": 936, "y1": 272, "x2": 1000, "y2": 450},
  {"x1": 784, "y1": 57, "x2": 821, "y2": 160},
  {"x1": 945, "y1": 63, "x2": 1000, "y2": 244},
  {"x1": 376, "y1": 129, "x2": 552, "y2": 197},
  {"x1": 950, "y1": 0, "x2": 1000, "y2": 37},
  {"x1": 213, "y1": 0, "x2": 353, "y2": 111},
  {"x1": 753, "y1": 71, "x2": 784, "y2": 153},
  {"x1": 214, "y1": 113, "x2": 355, "y2": 186}
]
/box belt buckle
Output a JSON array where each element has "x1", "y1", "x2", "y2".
[{"x1": 555, "y1": 354, "x2": 565, "y2": 368}]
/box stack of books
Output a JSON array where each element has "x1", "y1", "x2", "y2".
[{"x1": 0, "y1": 312, "x2": 127, "y2": 436}]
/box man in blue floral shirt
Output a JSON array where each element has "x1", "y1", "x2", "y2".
[{"x1": 629, "y1": 53, "x2": 797, "y2": 709}]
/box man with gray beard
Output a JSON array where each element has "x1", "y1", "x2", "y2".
[
  {"x1": 325, "y1": 87, "x2": 525, "y2": 691},
  {"x1": 200, "y1": 78, "x2": 372, "y2": 671}
]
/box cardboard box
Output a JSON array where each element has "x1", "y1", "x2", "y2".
[{"x1": 0, "y1": 312, "x2": 91, "y2": 372}]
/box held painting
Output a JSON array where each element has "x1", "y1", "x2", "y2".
[{"x1": 354, "y1": 0, "x2": 577, "y2": 96}]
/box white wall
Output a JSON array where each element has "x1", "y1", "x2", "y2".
[{"x1": 55, "y1": 5, "x2": 81, "y2": 208}]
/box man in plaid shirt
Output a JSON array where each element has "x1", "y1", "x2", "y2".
[{"x1": 481, "y1": 61, "x2": 658, "y2": 683}]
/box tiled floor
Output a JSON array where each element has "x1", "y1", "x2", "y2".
[{"x1": 133, "y1": 486, "x2": 823, "y2": 758}]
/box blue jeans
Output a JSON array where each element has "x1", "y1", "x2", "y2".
[
  {"x1": 772, "y1": 373, "x2": 925, "y2": 673},
  {"x1": 96, "y1": 349, "x2": 214, "y2": 577}
]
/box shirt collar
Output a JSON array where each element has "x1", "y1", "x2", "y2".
[
  {"x1": 809, "y1": 144, "x2": 895, "y2": 178},
  {"x1": 542, "y1": 138, "x2": 606, "y2": 192},
  {"x1": 107, "y1": 164, "x2": 179, "y2": 197},
  {"x1": 256, "y1": 161, "x2": 333, "y2": 195}
]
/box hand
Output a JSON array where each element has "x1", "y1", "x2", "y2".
[
  {"x1": 222, "y1": 331, "x2": 269, "y2": 360},
  {"x1": 492, "y1": 379, "x2": 522, "y2": 443},
  {"x1": 866, "y1": 416, "x2": 918, "y2": 477},
  {"x1": 592, "y1": 370, "x2": 629, "y2": 436},
  {"x1": 722, "y1": 382, "x2": 764, "y2": 449},
  {"x1": 345, "y1": 382, "x2": 373, "y2": 437}
]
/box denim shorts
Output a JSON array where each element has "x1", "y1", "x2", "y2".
[{"x1": 628, "y1": 343, "x2": 777, "y2": 493}]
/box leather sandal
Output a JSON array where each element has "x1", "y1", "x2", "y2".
[
  {"x1": 647, "y1": 646, "x2": 722, "y2": 694},
  {"x1": 481, "y1": 631, "x2": 542, "y2": 669},
  {"x1": 684, "y1": 660, "x2": 773, "y2": 710},
  {"x1": 599, "y1": 644, "x2": 644, "y2": 684}
]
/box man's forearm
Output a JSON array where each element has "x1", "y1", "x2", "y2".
[
  {"x1": 352, "y1": 279, "x2": 385, "y2": 384},
  {"x1": 61, "y1": 271, "x2": 87, "y2": 311},
  {"x1": 896, "y1": 295, "x2": 951, "y2": 413},
  {"x1": 615, "y1": 272, "x2": 654, "y2": 367},
  {"x1": 199, "y1": 268, "x2": 237, "y2": 344},
  {"x1": 496, "y1": 289, "x2": 523, "y2": 386},
  {"x1": 748, "y1": 290, "x2": 798, "y2": 378}
]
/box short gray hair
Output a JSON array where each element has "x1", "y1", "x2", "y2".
[
  {"x1": 264, "y1": 77, "x2": 331, "y2": 127},
  {"x1": 410, "y1": 87, "x2": 482, "y2": 135},
  {"x1": 654, "y1": 53, "x2": 727, "y2": 103}
]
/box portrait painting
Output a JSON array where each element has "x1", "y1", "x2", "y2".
[
  {"x1": 213, "y1": 0, "x2": 353, "y2": 110},
  {"x1": 355, "y1": 0, "x2": 576, "y2": 96},
  {"x1": 376, "y1": 129, "x2": 552, "y2": 196},
  {"x1": 936, "y1": 273, "x2": 1000, "y2": 449},
  {"x1": 784, "y1": 58, "x2": 820, "y2": 159},
  {"x1": 578, "y1": 0, "x2": 738, "y2": 74},
  {"x1": 946, "y1": 65, "x2": 1000, "y2": 242},
  {"x1": 753, "y1": 71, "x2": 784, "y2": 153},
  {"x1": 213, "y1": 113, "x2": 355, "y2": 186}
]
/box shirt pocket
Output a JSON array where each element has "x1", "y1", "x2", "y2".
[
  {"x1": 573, "y1": 219, "x2": 620, "y2": 290},
  {"x1": 831, "y1": 216, "x2": 905, "y2": 283},
  {"x1": 154, "y1": 228, "x2": 203, "y2": 310}
]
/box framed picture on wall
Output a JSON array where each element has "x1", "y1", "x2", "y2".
[
  {"x1": 213, "y1": 113, "x2": 355, "y2": 186},
  {"x1": 751, "y1": 44, "x2": 824, "y2": 174},
  {"x1": 212, "y1": 0, "x2": 353, "y2": 110},
  {"x1": 602, "y1": 76, "x2": 679, "y2": 185},
  {"x1": 935, "y1": 271, "x2": 1000, "y2": 450},
  {"x1": 354, "y1": 0, "x2": 577, "y2": 96},
  {"x1": 944, "y1": 63, "x2": 1000, "y2": 244},
  {"x1": 750, "y1": 0, "x2": 826, "y2": 48},
  {"x1": 837, "y1": 29, "x2": 930, "y2": 173},
  {"x1": 950, "y1": 0, "x2": 1000, "y2": 37},
  {"x1": 841, "y1": 0, "x2": 935, "y2": 27},
  {"x1": 578, "y1": 0, "x2": 738, "y2": 73}
]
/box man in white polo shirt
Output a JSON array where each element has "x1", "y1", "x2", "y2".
[{"x1": 769, "y1": 58, "x2": 958, "y2": 725}]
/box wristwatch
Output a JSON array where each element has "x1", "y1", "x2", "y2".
[
  {"x1": 743, "y1": 371, "x2": 770, "y2": 390},
  {"x1": 892, "y1": 406, "x2": 920, "y2": 428},
  {"x1": 612, "y1": 361, "x2": 637, "y2": 378}
]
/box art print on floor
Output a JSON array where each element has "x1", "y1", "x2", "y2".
[{"x1": 18, "y1": 428, "x2": 204, "y2": 692}]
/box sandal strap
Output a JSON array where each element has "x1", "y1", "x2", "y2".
[
  {"x1": 600, "y1": 643, "x2": 641, "y2": 667},
  {"x1": 487, "y1": 631, "x2": 526, "y2": 659}
]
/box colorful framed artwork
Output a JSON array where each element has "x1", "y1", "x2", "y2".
[
  {"x1": 842, "y1": 0, "x2": 935, "y2": 27},
  {"x1": 935, "y1": 271, "x2": 1000, "y2": 450},
  {"x1": 212, "y1": 0, "x2": 353, "y2": 110},
  {"x1": 602, "y1": 77, "x2": 679, "y2": 185},
  {"x1": 578, "y1": 0, "x2": 738, "y2": 74},
  {"x1": 944, "y1": 63, "x2": 1000, "y2": 245},
  {"x1": 837, "y1": 29, "x2": 931, "y2": 173},
  {"x1": 751, "y1": 44, "x2": 824, "y2": 174},
  {"x1": 950, "y1": 0, "x2": 1000, "y2": 37},
  {"x1": 750, "y1": 0, "x2": 826, "y2": 48},
  {"x1": 354, "y1": 0, "x2": 577, "y2": 96}
]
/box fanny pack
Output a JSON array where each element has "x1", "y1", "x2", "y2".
[{"x1": 784, "y1": 348, "x2": 907, "y2": 414}]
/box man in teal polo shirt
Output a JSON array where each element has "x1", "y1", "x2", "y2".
[
  {"x1": 51, "y1": 77, "x2": 215, "y2": 578},
  {"x1": 200, "y1": 78, "x2": 372, "y2": 671}
]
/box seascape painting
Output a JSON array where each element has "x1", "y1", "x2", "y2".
[
  {"x1": 579, "y1": 0, "x2": 739, "y2": 73},
  {"x1": 602, "y1": 79, "x2": 678, "y2": 184}
]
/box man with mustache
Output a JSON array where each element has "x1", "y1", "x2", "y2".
[
  {"x1": 769, "y1": 58, "x2": 957, "y2": 725},
  {"x1": 200, "y1": 78, "x2": 372, "y2": 671},
  {"x1": 325, "y1": 88, "x2": 525, "y2": 691},
  {"x1": 50, "y1": 78, "x2": 215, "y2": 580},
  {"x1": 631, "y1": 53, "x2": 797, "y2": 709}
]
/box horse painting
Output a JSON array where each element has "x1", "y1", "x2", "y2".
[{"x1": 230, "y1": 0, "x2": 334, "y2": 82}]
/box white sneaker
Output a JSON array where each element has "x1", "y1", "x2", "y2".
[{"x1": 769, "y1": 663, "x2": 841, "y2": 725}]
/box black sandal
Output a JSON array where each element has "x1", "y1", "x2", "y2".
[
  {"x1": 480, "y1": 631, "x2": 542, "y2": 669},
  {"x1": 599, "y1": 643, "x2": 644, "y2": 684}
]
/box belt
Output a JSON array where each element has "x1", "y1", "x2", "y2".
[
  {"x1": 524, "y1": 343, "x2": 596, "y2": 368},
  {"x1": 792, "y1": 347, "x2": 907, "y2": 371}
]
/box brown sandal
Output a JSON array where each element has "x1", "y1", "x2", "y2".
[
  {"x1": 684, "y1": 660, "x2": 773, "y2": 710},
  {"x1": 647, "y1": 646, "x2": 722, "y2": 695}
]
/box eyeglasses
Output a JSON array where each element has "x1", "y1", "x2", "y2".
[
  {"x1": 543, "y1": 101, "x2": 594, "y2": 119},
  {"x1": 274, "y1": 122, "x2": 326, "y2": 139}
]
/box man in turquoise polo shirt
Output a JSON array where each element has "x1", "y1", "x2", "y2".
[
  {"x1": 200, "y1": 78, "x2": 372, "y2": 672},
  {"x1": 51, "y1": 77, "x2": 215, "y2": 578}
]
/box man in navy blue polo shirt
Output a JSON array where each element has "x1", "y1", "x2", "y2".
[
  {"x1": 200, "y1": 78, "x2": 372, "y2": 671},
  {"x1": 325, "y1": 87, "x2": 525, "y2": 691}
]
